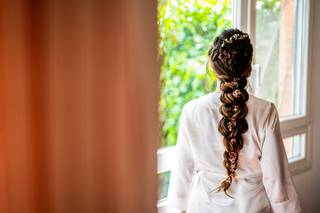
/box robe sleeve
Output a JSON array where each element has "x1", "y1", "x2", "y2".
[
  {"x1": 260, "y1": 103, "x2": 302, "y2": 213},
  {"x1": 167, "y1": 103, "x2": 195, "y2": 211}
]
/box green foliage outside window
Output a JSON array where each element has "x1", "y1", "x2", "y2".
[{"x1": 158, "y1": 0, "x2": 232, "y2": 147}]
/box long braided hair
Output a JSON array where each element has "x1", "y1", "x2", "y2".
[{"x1": 207, "y1": 29, "x2": 253, "y2": 197}]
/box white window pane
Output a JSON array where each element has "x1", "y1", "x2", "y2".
[
  {"x1": 158, "y1": 171, "x2": 171, "y2": 201},
  {"x1": 283, "y1": 133, "x2": 306, "y2": 162}
]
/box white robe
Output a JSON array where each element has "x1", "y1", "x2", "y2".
[{"x1": 167, "y1": 92, "x2": 302, "y2": 213}]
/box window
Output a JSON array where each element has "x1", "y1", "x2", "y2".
[
  {"x1": 236, "y1": 0, "x2": 311, "y2": 173},
  {"x1": 157, "y1": 0, "x2": 311, "y2": 211},
  {"x1": 284, "y1": 133, "x2": 306, "y2": 161}
]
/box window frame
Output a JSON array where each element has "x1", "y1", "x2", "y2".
[
  {"x1": 157, "y1": 0, "x2": 312, "y2": 210},
  {"x1": 233, "y1": 0, "x2": 312, "y2": 175}
]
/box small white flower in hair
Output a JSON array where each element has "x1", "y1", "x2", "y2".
[
  {"x1": 232, "y1": 89, "x2": 241, "y2": 98},
  {"x1": 230, "y1": 138, "x2": 237, "y2": 145},
  {"x1": 233, "y1": 105, "x2": 239, "y2": 112}
]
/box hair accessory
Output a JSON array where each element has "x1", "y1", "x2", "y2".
[
  {"x1": 227, "y1": 119, "x2": 237, "y2": 132},
  {"x1": 231, "y1": 118, "x2": 236, "y2": 126},
  {"x1": 230, "y1": 138, "x2": 237, "y2": 145},
  {"x1": 230, "y1": 163, "x2": 237, "y2": 172},
  {"x1": 229, "y1": 156, "x2": 237, "y2": 164},
  {"x1": 233, "y1": 105, "x2": 239, "y2": 112},
  {"x1": 230, "y1": 158, "x2": 236, "y2": 164},
  {"x1": 221, "y1": 33, "x2": 249, "y2": 47},
  {"x1": 232, "y1": 89, "x2": 241, "y2": 98},
  {"x1": 229, "y1": 151, "x2": 238, "y2": 158},
  {"x1": 229, "y1": 152, "x2": 238, "y2": 169}
]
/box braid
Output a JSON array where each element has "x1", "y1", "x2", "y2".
[{"x1": 207, "y1": 29, "x2": 253, "y2": 198}]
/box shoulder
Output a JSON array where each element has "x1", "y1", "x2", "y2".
[
  {"x1": 180, "y1": 92, "x2": 219, "y2": 125},
  {"x1": 247, "y1": 94, "x2": 273, "y2": 108},
  {"x1": 181, "y1": 92, "x2": 218, "y2": 114},
  {"x1": 247, "y1": 94, "x2": 276, "y2": 113},
  {"x1": 247, "y1": 94, "x2": 279, "y2": 127}
]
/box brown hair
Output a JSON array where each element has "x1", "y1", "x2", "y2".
[{"x1": 207, "y1": 29, "x2": 253, "y2": 197}]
